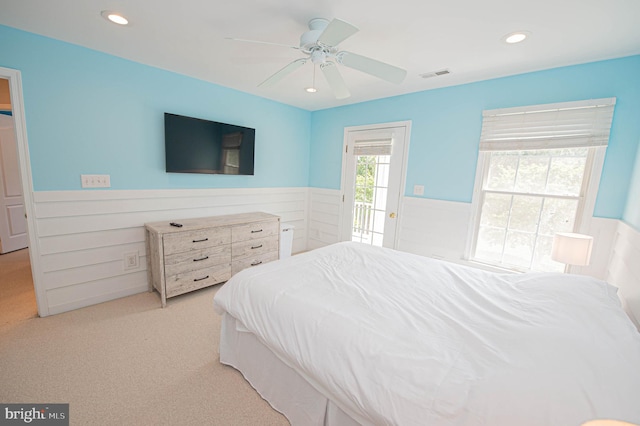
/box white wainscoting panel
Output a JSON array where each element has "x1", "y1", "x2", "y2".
[
  {"x1": 30, "y1": 185, "x2": 634, "y2": 318},
  {"x1": 32, "y1": 187, "x2": 308, "y2": 315},
  {"x1": 397, "y1": 197, "x2": 472, "y2": 262},
  {"x1": 607, "y1": 221, "x2": 640, "y2": 330},
  {"x1": 396, "y1": 198, "x2": 619, "y2": 280},
  {"x1": 308, "y1": 188, "x2": 341, "y2": 251}
]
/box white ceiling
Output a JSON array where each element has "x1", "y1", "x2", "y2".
[{"x1": 1, "y1": 0, "x2": 639, "y2": 111}]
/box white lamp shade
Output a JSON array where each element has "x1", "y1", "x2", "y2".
[{"x1": 551, "y1": 233, "x2": 594, "y2": 266}]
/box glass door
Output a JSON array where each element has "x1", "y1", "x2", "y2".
[
  {"x1": 342, "y1": 124, "x2": 409, "y2": 248},
  {"x1": 351, "y1": 153, "x2": 391, "y2": 246}
]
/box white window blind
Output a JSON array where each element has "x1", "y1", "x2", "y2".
[
  {"x1": 352, "y1": 137, "x2": 393, "y2": 156},
  {"x1": 479, "y1": 98, "x2": 616, "y2": 152}
]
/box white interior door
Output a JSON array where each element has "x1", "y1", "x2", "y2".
[
  {"x1": 0, "y1": 113, "x2": 28, "y2": 253},
  {"x1": 341, "y1": 123, "x2": 409, "y2": 248}
]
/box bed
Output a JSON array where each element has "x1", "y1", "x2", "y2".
[{"x1": 213, "y1": 241, "x2": 640, "y2": 426}]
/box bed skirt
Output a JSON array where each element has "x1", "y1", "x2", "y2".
[{"x1": 219, "y1": 313, "x2": 362, "y2": 426}]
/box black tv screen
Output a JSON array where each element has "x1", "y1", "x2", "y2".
[{"x1": 164, "y1": 113, "x2": 255, "y2": 175}]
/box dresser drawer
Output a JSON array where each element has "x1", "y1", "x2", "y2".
[
  {"x1": 232, "y1": 251, "x2": 279, "y2": 276},
  {"x1": 232, "y1": 220, "x2": 279, "y2": 243},
  {"x1": 164, "y1": 245, "x2": 231, "y2": 277},
  {"x1": 166, "y1": 263, "x2": 231, "y2": 298},
  {"x1": 232, "y1": 235, "x2": 279, "y2": 260},
  {"x1": 163, "y1": 227, "x2": 231, "y2": 256}
]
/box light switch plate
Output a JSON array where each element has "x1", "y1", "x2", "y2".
[{"x1": 413, "y1": 185, "x2": 425, "y2": 196}]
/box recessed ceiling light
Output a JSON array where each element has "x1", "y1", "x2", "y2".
[
  {"x1": 503, "y1": 31, "x2": 530, "y2": 44},
  {"x1": 305, "y1": 87, "x2": 317, "y2": 93},
  {"x1": 101, "y1": 10, "x2": 129, "y2": 25}
]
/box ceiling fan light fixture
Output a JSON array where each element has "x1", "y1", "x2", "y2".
[
  {"x1": 101, "y1": 10, "x2": 129, "y2": 26},
  {"x1": 246, "y1": 17, "x2": 406, "y2": 98},
  {"x1": 503, "y1": 31, "x2": 530, "y2": 44}
]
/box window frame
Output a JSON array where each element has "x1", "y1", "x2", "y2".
[
  {"x1": 467, "y1": 147, "x2": 605, "y2": 273},
  {"x1": 465, "y1": 99, "x2": 613, "y2": 273}
]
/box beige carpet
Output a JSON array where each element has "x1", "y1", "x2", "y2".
[
  {"x1": 0, "y1": 248, "x2": 38, "y2": 328},
  {"x1": 0, "y1": 285, "x2": 289, "y2": 425}
]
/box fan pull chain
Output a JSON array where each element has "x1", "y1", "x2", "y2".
[{"x1": 306, "y1": 65, "x2": 318, "y2": 93}]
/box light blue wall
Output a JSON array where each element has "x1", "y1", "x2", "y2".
[
  {"x1": 0, "y1": 25, "x2": 311, "y2": 190},
  {"x1": 2, "y1": 24, "x2": 638, "y2": 222},
  {"x1": 310, "y1": 56, "x2": 640, "y2": 220},
  {"x1": 623, "y1": 141, "x2": 640, "y2": 230}
]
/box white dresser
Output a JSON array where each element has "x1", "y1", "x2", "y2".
[{"x1": 145, "y1": 212, "x2": 280, "y2": 307}]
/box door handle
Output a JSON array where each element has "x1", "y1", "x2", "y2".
[{"x1": 389, "y1": 212, "x2": 396, "y2": 218}]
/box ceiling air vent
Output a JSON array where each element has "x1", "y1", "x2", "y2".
[{"x1": 419, "y1": 69, "x2": 451, "y2": 79}]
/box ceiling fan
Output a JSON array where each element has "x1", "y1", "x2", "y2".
[{"x1": 227, "y1": 18, "x2": 407, "y2": 99}]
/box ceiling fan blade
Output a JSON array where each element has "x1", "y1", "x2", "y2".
[
  {"x1": 225, "y1": 37, "x2": 300, "y2": 50},
  {"x1": 338, "y1": 51, "x2": 407, "y2": 84},
  {"x1": 317, "y1": 19, "x2": 359, "y2": 47},
  {"x1": 320, "y1": 62, "x2": 351, "y2": 99},
  {"x1": 258, "y1": 58, "x2": 307, "y2": 87}
]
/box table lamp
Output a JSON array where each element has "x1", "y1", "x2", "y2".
[{"x1": 551, "y1": 232, "x2": 593, "y2": 272}]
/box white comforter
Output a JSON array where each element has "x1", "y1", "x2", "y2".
[{"x1": 213, "y1": 242, "x2": 640, "y2": 426}]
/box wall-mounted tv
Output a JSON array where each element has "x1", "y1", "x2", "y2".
[{"x1": 164, "y1": 113, "x2": 255, "y2": 175}]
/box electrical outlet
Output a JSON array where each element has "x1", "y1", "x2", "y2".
[
  {"x1": 81, "y1": 174, "x2": 111, "y2": 188},
  {"x1": 123, "y1": 252, "x2": 139, "y2": 270},
  {"x1": 413, "y1": 185, "x2": 425, "y2": 196}
]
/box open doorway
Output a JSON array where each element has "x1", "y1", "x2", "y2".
[{"x1": 0, "y1": 76, "x2": 37, "y2": 327}]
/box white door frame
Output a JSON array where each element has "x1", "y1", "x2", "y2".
[
  {"x1": 1, "y1": 67, "x2": 47, "y2": 317},
  {"x1": 339, "y1": 120, "x2": 412, "y2": 249}
]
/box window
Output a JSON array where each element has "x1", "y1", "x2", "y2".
[
  {"x1": 351, "y1": 138, "x2": 392, "y2": 247},
  {"x1": 222, "y1": 148, "x2": 240, "y2": 174},
  {"x1": 469, "y1": 98, "x2": 615, "y2": 272},
  {"x1": 352, "y1": 154, "x2": 390, "y2": 246}
]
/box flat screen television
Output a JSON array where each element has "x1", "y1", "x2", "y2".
[{"x1": 164, "y1": 113, "x2": 255, "y2": 175}]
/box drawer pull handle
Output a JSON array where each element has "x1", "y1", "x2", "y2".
[
  {"x1": 193, "y1": 275, "x2": 209, "y2": 282},
  {"x1": 251, "y1": 244, "x2": 263, "y2": 250},
  {"x1": 250, "y1": 261, "x2": 263, "y2": 266},
  {"x1": 251, "y1": 229, "x2": 263, "y2": 233},
  {"x1": 193, "y1": 238, "x2": 209, "y2": 243},
  {"x1": 193, "y1": 256, "x2": 209, "y2": 262}
]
